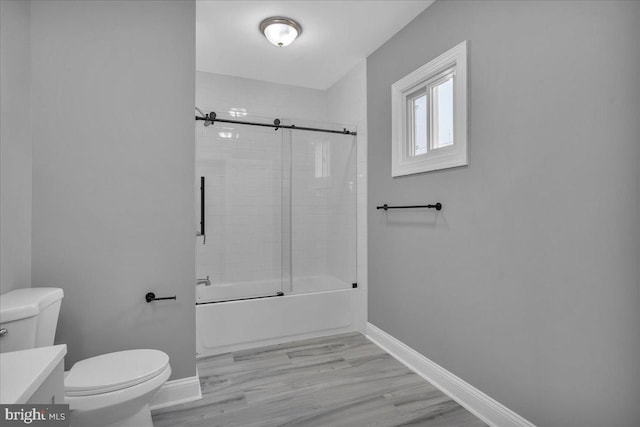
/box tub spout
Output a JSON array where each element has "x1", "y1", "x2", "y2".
[{"x1": 197, "y1": 276, "x2": 211, "y2": 286}]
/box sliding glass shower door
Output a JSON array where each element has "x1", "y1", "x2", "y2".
[
  {"x1": 289, "y1": 124, "x2": 358, "y2": 294},
  {"x1": 195, "y1": 111, "x2": 357, "y2": 304},
  {"x1": 195, "y1": 111, "x2": 288, "y2": 303}
]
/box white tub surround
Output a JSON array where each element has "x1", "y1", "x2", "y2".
[
  {"x1": 326, "y1": 60, "x2": 367, "y2": 333},
  {"x1": 196, "y1": 289, "x2": 359, "y2": 357},
  {"x1": 195, "y1": 68, "x2": 366, "y2": 356}
]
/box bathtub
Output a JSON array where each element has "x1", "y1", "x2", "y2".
[{"x1": 195, "y1": 276, "x2": 363, "y2": 357}]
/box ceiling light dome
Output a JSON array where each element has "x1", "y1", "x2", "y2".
[{"x1": 259, "y1": 16, "x2": 302, "y2": 47}]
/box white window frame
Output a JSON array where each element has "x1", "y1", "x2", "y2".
[{"x1": 391, "y1": 40, "x2": 468, "y2": 177}]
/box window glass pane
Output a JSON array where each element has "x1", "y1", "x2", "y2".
[
  {"x1": 413, "y1": 94, "x2": 427, "y2": 156},
  {"x1": 432, "y1": 76, "x2": 454, "y2": 149}
]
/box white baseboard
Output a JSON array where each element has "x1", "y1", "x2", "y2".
[
  {"x1": 150, "y1": 374, "x2": 202, "y2": 411},
  {"x1": 366, "y1": 323, "x2": 535, "y2": 427}
]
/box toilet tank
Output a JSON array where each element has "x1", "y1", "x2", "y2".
[{"x1": 0, "y1": 288, "x2": 64, "y2": 353}]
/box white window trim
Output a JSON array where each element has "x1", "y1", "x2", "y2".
[{"x1": 391, "y1": 40, "x2": 468, "y2": 177}]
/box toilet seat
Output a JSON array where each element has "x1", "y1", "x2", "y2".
[
  {"x1": 65, "y1": 349, "x2": 169, "y2": 396},
  {"x1": 64, "y1": 363, "x2": 171, "y2": 426}
]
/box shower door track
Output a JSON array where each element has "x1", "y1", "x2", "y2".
[
  {"x1": 196, "y1": 292, "x2": 285, "y2": 306},
  {"x1": 195, "y1": 112, "x2": 357, "y2": 136}
]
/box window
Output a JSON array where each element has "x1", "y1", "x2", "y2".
[{"x1": 392, "y1": 41, "x2": 468, "y2": 176}]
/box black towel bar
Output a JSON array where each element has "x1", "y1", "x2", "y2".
[{"x1": 377, "y1": 203, "x2": 442, "y2": 211}]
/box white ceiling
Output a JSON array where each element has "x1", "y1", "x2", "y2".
[{"x1": 196, "y1": 1, "x2": 434, "y2": 90}]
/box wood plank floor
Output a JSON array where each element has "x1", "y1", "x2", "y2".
[{"x1": 152, "y1": 333, "x2": 486, "y2": 427}]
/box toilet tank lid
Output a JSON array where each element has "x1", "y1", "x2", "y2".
[{"x1": 0, "y1": 288, "x2": 64, "y2": 323}]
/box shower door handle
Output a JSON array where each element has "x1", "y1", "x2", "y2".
[{"x1": 197, "y1": 176, "x2": 206, "y2": 244}]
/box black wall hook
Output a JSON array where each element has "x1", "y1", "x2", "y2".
[
  {"x1": 145, "y1": 292, "x2": 177, "y2": 303},
  {"x1": 273, "y1": 118, "x2": 281, "y2": 131}
]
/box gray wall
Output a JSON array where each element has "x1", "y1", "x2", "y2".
[
  {"x1": 1, "y1": 0, "x2": 32, "y2": 295},
  {"x1": 31, "y1": 0, "x2": 196, "y2": 380},
  {"x1": 367, "y1": 1, "x2": 640, "y2": 426}
]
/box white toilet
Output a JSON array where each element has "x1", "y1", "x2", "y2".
[{"x1": 0, "y1": 287, "x2": 171, "y2": 427}]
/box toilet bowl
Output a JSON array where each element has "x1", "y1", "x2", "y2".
[
  {"x1": 0, "y1": 288, "x2": 171, "y2": 427},
  {"x1": 64, "y1": 349, "x2": 171, "y2": 427}
]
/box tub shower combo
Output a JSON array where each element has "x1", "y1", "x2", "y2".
[{"x1": 194, "y1": 108, "x2": 358, "y2": 357}]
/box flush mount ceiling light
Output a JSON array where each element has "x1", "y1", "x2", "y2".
[{"x1": 259, "y1": 16, "x2": 302, "y2": 47}]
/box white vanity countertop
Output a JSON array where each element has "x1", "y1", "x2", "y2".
[{"x1": 0, "y1": 344, "x2": 67, "y2": 404}]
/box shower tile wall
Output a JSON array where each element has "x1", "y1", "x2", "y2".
[
  {"x1": 196, "y1": 72, "x2": 333, "y2": 290},
  {"x1": 289, "y1": 127, "x2": 357, "y2": 291},
  {"x1": 196, "y1": 124, "x2": 283, "y2": 284},
  {"x1": 196, "y1": 72, "x2": 326, "y2": 122},
  {"x1": 291, "y1": 133, "x2": 329, "y2": 277}
]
